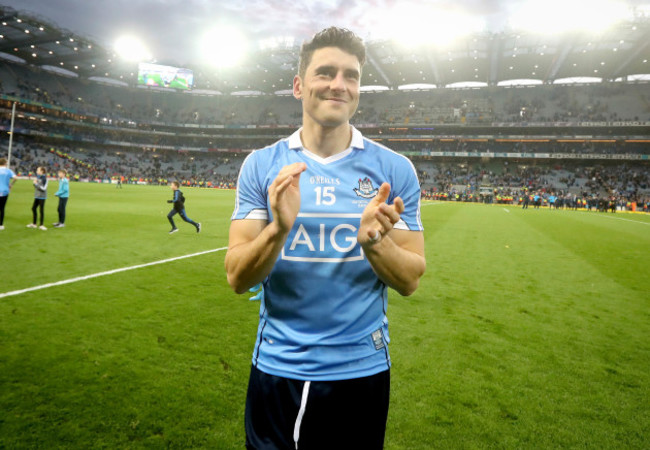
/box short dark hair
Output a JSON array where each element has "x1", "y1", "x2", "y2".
[
  {"x1": 0, "y1": 157, "x2": 6, "y2": 165},
  {"x1": 171, "y1": 181, "x2": 180, "y2": 188},
  {"x1": 298, "y1": 27, "x2": 366, "y2": 78}
]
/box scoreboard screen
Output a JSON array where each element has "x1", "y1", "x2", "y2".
[{"x1": 137, "y1": 62, "x2": 194, "y2": 90}]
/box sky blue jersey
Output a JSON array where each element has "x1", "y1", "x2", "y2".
[
  {"x1": 55, "y1": 178, "x2": 69, "y2": 198},
  {"x1": 0, "y1": 166, "x2": 15, "y2": 196},
  {"x1": 231, "y1": 126, "x2": 423, "y2": 381}
]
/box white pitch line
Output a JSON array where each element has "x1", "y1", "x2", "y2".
[
  {"x1": 0, "y1": 247, "x2": 228, "y2": 300},
  {"x1": 503, "y1": 208, "x2": 510, "y2": 213},
  {"x1": 420, "y1": 202, "x2": 449, "y2": 207},
  {"x1": 588, "y1": 214, "x2": 650, "y2": 226}
]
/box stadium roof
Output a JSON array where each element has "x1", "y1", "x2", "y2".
[
  {"x1": 0, "y1": 5, "x2": 648, "y2": 94},
  {"x1": 0, "y1": 6, "x2": 131, "y2": 79}
]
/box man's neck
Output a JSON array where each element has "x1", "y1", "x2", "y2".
[{"x1": 300, "y1": 122, "x2": 352, "y2": 159}]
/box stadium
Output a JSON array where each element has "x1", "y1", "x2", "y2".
[{"x1": 0, "y1": 1, "x2": 649, "y2": 448}]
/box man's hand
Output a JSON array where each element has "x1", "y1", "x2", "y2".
[
  {"x1": 268, "y1": 162, "x2": 307, "y2": 234},
  {"x1": 356, "y1": 182, "x2": 425, "y2": 296},
  {"x1": 358, "y1": 182, "x2": 404, "y2": 247},
  {"x1": 225, "y1": 162, "x2": 307, "y2": 294}
]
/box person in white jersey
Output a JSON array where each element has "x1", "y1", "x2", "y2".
[{"x1": 225, "y1": 27, "x2": 426, "y2": 449}]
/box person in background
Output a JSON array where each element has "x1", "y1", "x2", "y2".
[
  {"x1": 521, "y1": 188, "x2": 529, "y2": 209},
  {"x1": 27, "y1": 166, "x2": 48, "y2": 230},
  {"x1": 0, "y1": 157, "x2": 16, "y2": 231},
  {"x1": 167, "y1": 181, "x2": 201, "y2": 234},
  {"x1": 53, "y1": 169, "x2": 69, "y2": 228}
]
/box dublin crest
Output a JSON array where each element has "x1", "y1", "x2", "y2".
[{"x1": 353, "y1": 177, "x2": 379, "y2": 199}]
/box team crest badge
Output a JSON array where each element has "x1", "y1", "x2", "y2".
[{"x1": 353, "y1": 177, "x2": 379, "y2": 199}]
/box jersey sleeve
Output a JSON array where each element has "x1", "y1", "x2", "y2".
[
  {"x1": 390, "y1": 157, "x2": 423, "y2": 232},
  {"x1": 231, "y1": 151, "x2": 269, "y2": 221},
  {"x1": 37, "y1": 176, "x2": 48, "y2": 192}
]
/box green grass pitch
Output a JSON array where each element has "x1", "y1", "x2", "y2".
[{"x1": 1, "y1": 181, "x2": 649, "y2": 448}]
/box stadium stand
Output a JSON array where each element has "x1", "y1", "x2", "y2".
[{"x1": 0, "y1": 27, "x2": 648, "y2": 211}]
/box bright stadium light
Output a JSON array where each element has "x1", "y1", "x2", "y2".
[
  {"x1": 259, "y1": 36, "x2": 295, "y2": 51},
  {"x1": 368, "y1": 4, "x2": 485, "y2": 47},
  {"x1": 509, "y1": 0, "x2": 631, "y2": 34},
  {"x1": 201, "y1": 26, "x2": 248, "y2": 68},
  {"x1": 114, "y1": 35, "x2": 151, "y2": 62}
]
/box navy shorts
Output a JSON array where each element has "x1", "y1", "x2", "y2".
[{"x1": 245, "y1": 365, "x2": 390, "y2": 449}]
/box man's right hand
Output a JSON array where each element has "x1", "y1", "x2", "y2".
[
  {"x1": 268, "y1": 162, "x2": 307, "y2": 234},
  {"x1": 226, "y1": 161, "x2": 307, "y2": 294}
]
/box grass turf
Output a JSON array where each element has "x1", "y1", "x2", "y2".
[{"x1": 1, "y1": 182, "x2": 649, "y2": 449}]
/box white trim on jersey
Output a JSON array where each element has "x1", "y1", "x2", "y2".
[
  {"x1": 300, "y1": 147, "x2": 353, "y2": 165},
  {"x1": 394, "y1": 219, "x2": 409, "y2": 230},
  {"x1": 232, "y1": 151, "x2": 257, "y2": 220},
  {"x1": 298, "y1": 212, "x2": 362, "y2": 219},
  {"x1": 244, "y1": 209, "x2": 269, "y2": 220},
  {"x1": 281, "y1": 246, "x2": 365, "y2": 263},
  {"x1": 287, "y1": 126, "x2": 365, "y2": 165}
]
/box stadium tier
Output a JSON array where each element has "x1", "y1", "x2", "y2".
[{"x1": 0, "y1": 38, "x2": 648, "y2": 206}]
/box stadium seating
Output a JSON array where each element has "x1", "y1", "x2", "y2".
[{"x1": 0, "y1": 59, "x2": 648, "y2": 206}]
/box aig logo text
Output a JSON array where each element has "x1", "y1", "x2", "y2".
[{"x1": 281, "y1": 213, "x2": 364, "y2": 262}]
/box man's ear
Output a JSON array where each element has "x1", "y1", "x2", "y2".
[{"x1": 293, "y1": 75, "x2": 302, "y2": 100}]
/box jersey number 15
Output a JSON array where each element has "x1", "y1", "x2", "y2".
[{"x1": 314, "y1": 186, "x2": 336, "y2": 206}]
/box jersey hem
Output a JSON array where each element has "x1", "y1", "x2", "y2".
[{"x1": 252, "y1": 358, "x2": 391, "y2": 382}]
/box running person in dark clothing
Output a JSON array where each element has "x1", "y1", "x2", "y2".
[{"x1": 167, "y1": 181, "x2": 201, "y2": 234}]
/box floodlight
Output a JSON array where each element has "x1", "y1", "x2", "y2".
[
  {"x1": 510, "y1": 0, "x2": 630, "y2": 34},
  {"x1": 114, "y1": 35, "x2": 151, "y2": 62},
  {"x1": 200, "y1": 26, "x2": 248, "y2": 68},
  {"x1": 367, "y1": 4, "x2": 485, "y2": 47},
  {"x1": 259, "y1": 36, "x2": 295, "y2": 51}
]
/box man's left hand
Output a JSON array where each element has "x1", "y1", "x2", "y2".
[{"x1": 357, "y1": 182, "x2": 404, "y2": 247}]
